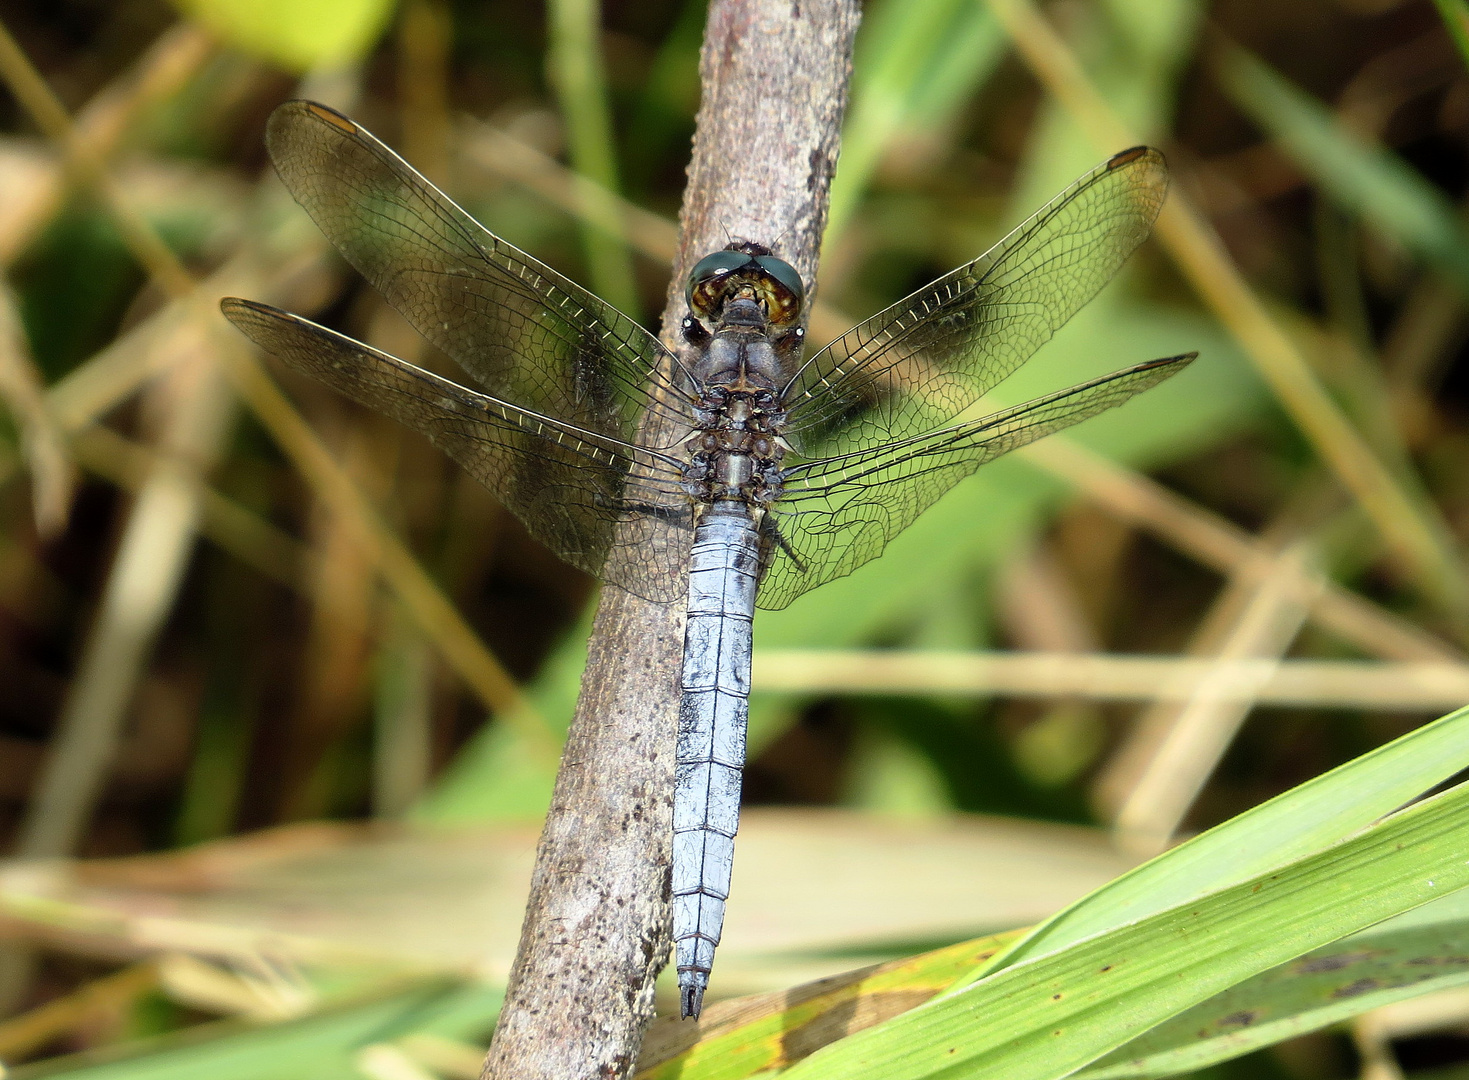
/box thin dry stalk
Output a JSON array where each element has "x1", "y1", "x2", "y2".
[
  {"x1": 279, "y1": 424, "x2": 389, "y2": 821},
  {"x1": 0, "y1": 22, "x2": 215, "y2": 267},
  {"x1": 396, "y1": 0, "x2": 452, "y2": 187},
  {"x1": 0, "y1": 280, "x2": 72, "y2": 534},
  {"x1": 379, "y1": 0, "x2": 452, "y2": 812},
  {"x1": 479, "y1": 3, "x2": 860, "y2": 1076},
  {"x1": 998, "y1": 542, "x2": 1106, "y2": 784},
  {"x1": 0, "y1": 19, "x2": 192, "y2": 296},
  {"x1": 71, "y1": 425, "x2": 310, "y2": 589},
  {"x1": 357, "y1": 1043, "x2": 441, "y2": 1080},
  {"x1": 373, "y1": 604, "x2": 435, "y2": 818},
  {"x1": 1108, "y1": 542, "x2": 1321, "y2": 854},
  {"x1": 1354, "y1": 1012, "x2": 1409, "y2": 1080},
  {"x1": 1359, "y1": 987, "x2": 1469, "y2": 1042},
  {"x1": 1019, "y1": 435, "x2": 1461, "y2": 663},
  {"x1": 749, "y1": 649, "x2": 1469, "y2": 710},
  {"x1": 987, "y1": 0, "x2": 1469, "y2": 631},
  {"x1": 18, "y1": 354, "x2": 231, "y2": 861},
  {"x1": 40, "y1": 247, "x2": 333, "y2": 436},
  {"x1": 0, "y1": 960, "x2": 158, "y2": 1060},
  {"x1": 2, "y1": 349, "x2": 232, "y2": 1013},
  {"x1": 1381, "y1": 275, "x2": 1465, "y2": 447},
  {"x1": 547, "y1": 0, "x2": 641, "y2": 317},
  {"x1": 460, "y1": 120, "x2": 678, "y2": 262},
  {"x1": 1093, "y1": 486, "x2": 1345, "y2": 822},
  {"x1": 217, "y1": 325, "x2": 554, "y2": 751},
  {"x1": 997, "y1": 542, "x2": 1100, "y2": 654}
]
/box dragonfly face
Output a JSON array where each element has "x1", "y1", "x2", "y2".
[
  {"x1": 685, "y1": 244, "x2": 806, "y2": 331},
  {"x1": 221, "y1": 99, "x2": 1197, "y2": 1018}
]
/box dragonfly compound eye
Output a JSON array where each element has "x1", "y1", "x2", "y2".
[
  {"x1": 687, "y1": 251, "x2": 753, "y2": 318},
  {"x1": 686, "y1": 249, "x2": 806, "y2": 326},
  {"x1": 754, "y1": 256, "x2": 804, "y2": 306}
]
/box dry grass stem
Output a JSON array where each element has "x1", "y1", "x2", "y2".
[
  {"x1": 217, "y1": 345, "x2": 553, "y2": 749},
  {"x1": 1108, "y1": 542, "x2": 1320, "y2": 853},
  {"x1": 0, "y1": 22, "x2": 215, "y2": 267},
  {"x1": 461, "y1": 119, "x2": 678, "y2": 262},
  {"x1": 1354, "y1": 1011, "x2": 1409, "y2": 1080},
  {"x1": 72, "y1": 425, "x2": 309, "y2": 589},
  {"x1": 751, "y1": 648, "x2": 1469, "y2": 710},
  {"x1": 0, "y1": 960, "x2": 158, "y2": 1060},
  {"x1": 33, "y1": 247, "x2": 334, "y2": 446},
  {"x1": 0, "y1": 280, "x2": 72, "y2": 534},
  {"x1": 1018, "y1": 437, "x2": 1462, "y2": 663},
  {"x1": 1360, "y1": 987, "x2": 1469, "y2": 1043},
  {"x1": 17, "y1": 355, "x2": 232, "y2": 860}
]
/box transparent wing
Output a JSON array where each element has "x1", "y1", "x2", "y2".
[
  {"x1": 221, "y1": 298, "x2": 690, "y2": 603},
  {"x1": 782, "y1": 147, "x2": 1169, "y2": 453},
  {"x1": 757, "y1": 354, "x2": 1195, "y2": 610},
  {"x1": 264, "y1": 100, "x2": 692, "y2": 445}
]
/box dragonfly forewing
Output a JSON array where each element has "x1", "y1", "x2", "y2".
[
  {"x1": 780, "y1": 147, "x2": 1168, "y2": 455},
  {"x1": 220, "y1": 298, "x2": 690, "y2": 602},
  {"x1": 264, "y1": 100, "x2": 695, "y2": 448},
  {"x1": 758, "y1": 353, "x2": 1196, "y2": 610}
]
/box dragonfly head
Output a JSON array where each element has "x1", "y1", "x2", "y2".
[{"x1": 686, "y1": 243, "x2": 805, "y2": 330}]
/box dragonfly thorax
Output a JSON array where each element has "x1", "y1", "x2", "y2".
[{"x1": 681, "y1": 379, "x2": 788, "y2": 506}]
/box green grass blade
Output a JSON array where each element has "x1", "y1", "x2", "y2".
[
  {"x1": 826, "y1": 0, "x2": 1004, "y2": 246},
  {"x1": 636, "y1": 933, "x2": 1022, "y2": 1080},
  {"x1": 780, "y1": 778, "x2": 1469, "y2": 1080},
  {"x1": 1217, "y1": 41, "x2": 1469, "y2": 294},
  {"x1": 1078, "y1": 889, "x2": 1469, "y2": 1078},
  {"x1": 547, "y1": 0, "x2": 642, "y2": 317},
  {"x1": 641, "y1": 894, "x2": 1469, "y2": 1080},
  {"x1": 949, "y1": 703, "x2": 1469, "y2": 990}
]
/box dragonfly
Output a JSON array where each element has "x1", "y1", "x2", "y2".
[{"x1": 221, "y1": 100, "x2": 1195, "y2": 1019}]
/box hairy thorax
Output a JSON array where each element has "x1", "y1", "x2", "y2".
[{"x1": 680, "y1": 325, "x2": 794, "y2": 507}]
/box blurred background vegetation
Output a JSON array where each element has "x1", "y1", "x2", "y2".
[{"x1": 2, "y1": 0, "x2": 1469, "y2": 1075}]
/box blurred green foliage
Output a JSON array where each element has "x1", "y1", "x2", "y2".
[{"x1": 171, "y1": 0, "x2": 398, "y2": 72}]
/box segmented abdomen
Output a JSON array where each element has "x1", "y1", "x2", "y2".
[{"x1": 673, "y1": 503, "x2": 758, "y2": 1019}]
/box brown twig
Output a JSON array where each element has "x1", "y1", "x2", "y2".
[{"x1": 479, "y1": 2, "x2": 860, "y2": 1076}]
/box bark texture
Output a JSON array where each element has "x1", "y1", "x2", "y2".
[{"x1": 480, "y1": 3, "x2": 859, "y2": 1076}]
